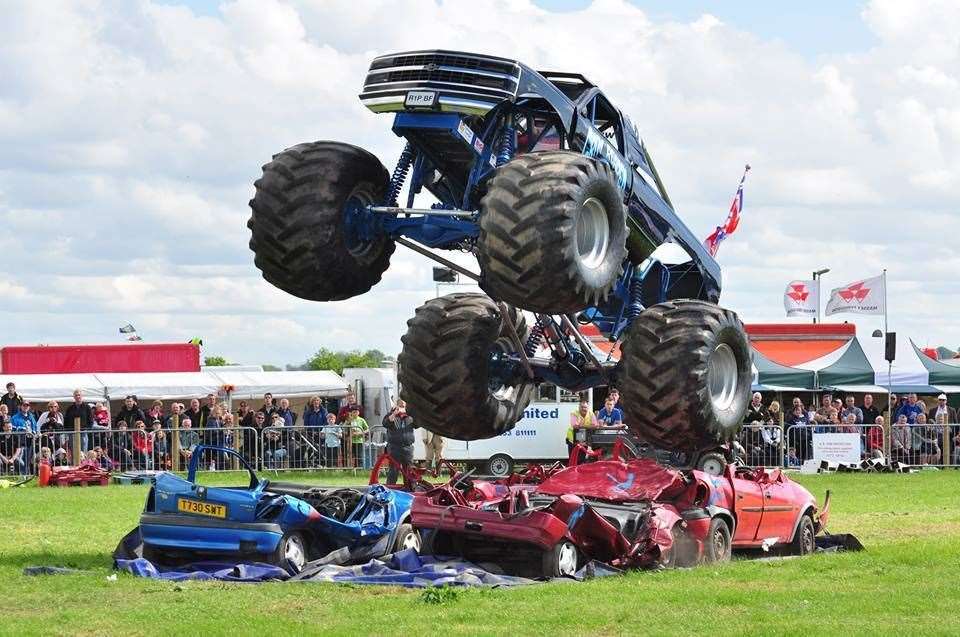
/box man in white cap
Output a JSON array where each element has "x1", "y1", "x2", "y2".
[{"x1": 928, "y1": 394, "x2": 957, "y2": 424}]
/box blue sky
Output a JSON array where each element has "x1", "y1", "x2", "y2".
[{"x1": 163, "y1": 0, "x2": 876, "y2": 58}]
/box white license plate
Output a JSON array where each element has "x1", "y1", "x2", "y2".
[{"x1": 404, "y1": 91, "x2": 437, "y2": 108}]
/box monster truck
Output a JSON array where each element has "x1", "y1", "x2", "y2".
[{"x1": 248, "y1": 49, "x2": 752, "y2": 453}]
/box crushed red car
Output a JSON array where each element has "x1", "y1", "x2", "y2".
[{"x1": 412, "y1": 457, "x2": 831, "y2": 578}]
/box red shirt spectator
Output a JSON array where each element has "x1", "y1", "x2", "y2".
[
  {"x1": 866, "y1": 416, "x2": 884, "y2": 453},
  {"x1": 133, "y1": 422, "x2": 154, "y2": 454}
]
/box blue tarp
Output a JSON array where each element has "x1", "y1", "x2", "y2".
[
  {"x1": 116, "y1": 558, "x2": 289, "y2": 582},
  {"x1": 115, "y1": 549, "x2": 621, "y2": 587}
]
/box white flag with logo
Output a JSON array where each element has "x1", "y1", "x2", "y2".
[
  {"x1": 825, "y1": 274, "x2": 885, "y2": 316},
  {"x1": 784, "y1": 280, "x2": 818, "y2": 317}
]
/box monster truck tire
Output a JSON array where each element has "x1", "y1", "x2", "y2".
[
  {"x1": 248, "y1": 141, "x2": 394, "y2": 301},
  {"x1": 477, "y1": 151, "x2": 628, "y2": 314},
  {"x1": 618, "y1": 300, "x2": 752, "y2": 451},
  {"x1": 398, "y1": 293, "x2": 535, "y2": 440}
]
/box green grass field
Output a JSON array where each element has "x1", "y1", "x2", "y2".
[{"x1": 2, "y1": 470, "x2": 959, "y2": 636}]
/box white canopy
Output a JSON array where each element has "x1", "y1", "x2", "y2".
[
  {"x1": 212, "y1": 370, "x2": 348, "y2": 399},
  {"x1": 97, "y1": 372, "x2": 223, "y2": 400},
  {"x1": 4, "y1": 370, "x2": 349, "y2": 402},
  {"x1": 3, "y1": 374, "x2": 104, "y2": 403}
]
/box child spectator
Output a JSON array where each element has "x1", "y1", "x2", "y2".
[
  {"x1": 132, "y1": 420, "x2": 153, "y2": 469},
  {"x1": 786, "y1": 447, "x2": 800, "y2": 467},
  {"x1": 151, "y1": 420, "x2": 170, "y2": 470},
  {"x1": 346, "y1": 407, "x2": 368, "y2": 468},
  {"x1": 321, "y1": 412, "x2": 342, "y2": 468}
]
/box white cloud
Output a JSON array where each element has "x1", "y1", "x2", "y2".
[{"x1": 0, "y1": 0, "x2": 958, "y2": 367}]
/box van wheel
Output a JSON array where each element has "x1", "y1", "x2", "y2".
[{"x1": 486, "y1": 454, "x2": 513, "y2": 477}]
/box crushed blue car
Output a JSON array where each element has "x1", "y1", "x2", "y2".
[{"x1": 136, "y1": 446, "x2": 419, "y2": 573}]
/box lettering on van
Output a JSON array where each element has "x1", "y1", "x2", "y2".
[
  {"x1": 500, "y1": 428, "x2": 537, "y2": 437},
  {"x1": 522, "y1": 407, "x2": 559, "y2": 419}
]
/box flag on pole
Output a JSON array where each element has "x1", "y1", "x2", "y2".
[
  {"x1": 783, "y1": 280, "x2": 819, "y2": 317},
  {"x1": 825, "y1": 275, "x2": 886, "y2": 316},
  {"x1": 119, "y1": 323, "x2": 142, "y2": 341},
  {"x1": 704, "y1": 164, "x2": 750, "y2": 257}
]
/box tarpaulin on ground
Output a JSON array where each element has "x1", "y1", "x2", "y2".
[
  {"x1": 116, "y1": 550, "x2": 620, "y2": 587},
  {"x1": 116, "y1": 558, "x2": 290, "y2": 582},
  {"x1": 113, "y1": 526, "x2": 619, "y2": 586},
  {"x1": 291, "y1": 549, "x2": 539, "y2": 587}
]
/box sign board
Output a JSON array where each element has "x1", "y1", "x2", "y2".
[{"x1": 812, "y1": 433, "x2": 861, "y2": 464}]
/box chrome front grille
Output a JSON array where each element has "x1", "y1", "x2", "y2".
[{"x1": 360, "y1": 50, "x2": 521, "y2": 113}]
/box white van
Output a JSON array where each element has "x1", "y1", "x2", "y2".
[{"x1": 414, "y1": 385, "x2": 590, "y2": 476}]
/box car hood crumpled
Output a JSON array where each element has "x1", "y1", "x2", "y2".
[{"x1": 536, "y1": 458, "x2": 683, "y2": 503}]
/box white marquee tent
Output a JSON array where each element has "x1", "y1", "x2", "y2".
[{"x1": 3, "y1": 370, "x2": 349, "y2": 403}]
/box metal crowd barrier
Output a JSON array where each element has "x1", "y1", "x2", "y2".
[
  {"x1": 891, "y1": 424, "x2": 956, "y2": 467},
  {"x1": 4, "y1": 426, "x2": 260, "y2": 475},
  {"x1": 0, "y1": 430, "x2": 35, "y2": 476},
  {"x1": 259, "y1": 425, "x2": 387, "y2": 471},
  {"x1": 736, "y1": 424, "x2": 784, "y2": 468}
]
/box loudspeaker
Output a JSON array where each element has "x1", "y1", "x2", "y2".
[{"x1": 885, "y1": 332, "x2": 896, "y2": 363}]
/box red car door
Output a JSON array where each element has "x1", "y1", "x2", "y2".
[
  {"x1": 729, "y1": 475, "x2": 764, "y2": 544},
  {"x1": 757, "y1": 470, "x2": 801, "y2": 544}
]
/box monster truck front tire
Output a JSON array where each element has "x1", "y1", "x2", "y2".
[
  {"x1": 477, "y1": 151, "x2": 628, "y2": 314},
  {"x1": 248, "y1": 141, "x2": 394, "y2": 301},
  {"x1": 618, "y1": 300, "x2": 752, "y2": 451},
  {"x1": 398, "y1": 293, "x2": 535, "y2": 440}
]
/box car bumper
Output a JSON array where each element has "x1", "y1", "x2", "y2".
[{"x1": 140, "y1": 513, "x2": 284, "y2": 555}]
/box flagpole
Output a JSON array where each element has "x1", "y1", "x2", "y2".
[
  {"x1": 883, "y1": 268, "x2": 892, "y2": 461},
  {"x1": 882, "y1": 268, "x2": 888, "y2": 336}
]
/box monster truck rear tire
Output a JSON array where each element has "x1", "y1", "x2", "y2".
[
  {"x1": 617, "y1": 300, "x2": 752, "y2": 451},
  {"x1": 477, "y1": 151, "x2": 628, "y2": 314},
  {"x1": 398, "y1": 293, "x2": 535, "y2": 440},
  {"x1": 248, "y1": 141, "x2": 394, "y2": 301}
]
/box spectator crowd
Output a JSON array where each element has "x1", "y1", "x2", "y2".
[
  {"x1": 743, "y1": 390, "x2": 960, "y2": 467},
  {"x1": 0, "y1": 381, "x2": 426, "y2": 476}
]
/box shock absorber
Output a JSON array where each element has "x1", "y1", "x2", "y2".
[
  {"x1": 524, "y1": 320, "x2": 546, "y2": 358},
  {"x1": 385, "y1": 143, "x2": 414, "y2": 206},
  {"x1": 495, "y1": 120, "x2": 516, "y2": 166},
  {"x1": 627, "y1": 270, "x2": 645, "y2": 322}
]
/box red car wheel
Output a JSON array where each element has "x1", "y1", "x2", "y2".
[{"x1": 702, "y1": 518, "x2": 731, "y2": 564}]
